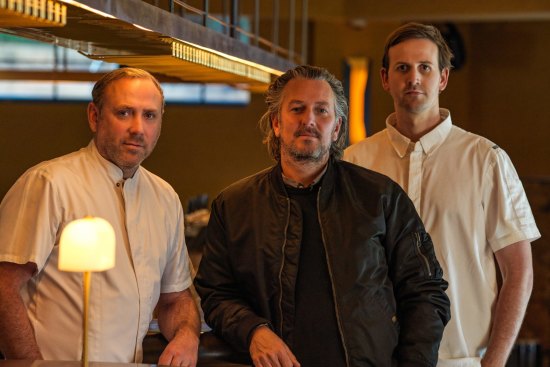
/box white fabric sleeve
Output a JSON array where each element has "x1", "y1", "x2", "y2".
[
  {"x1": 483, "y1": 147, "x2": 540, "y2": 252},
  {"x1": 160, "y1": 197, "x2": 192, "y2": 293},
  {"x1": 0, "y1": 167, "x2": 61, "y2": 271}
]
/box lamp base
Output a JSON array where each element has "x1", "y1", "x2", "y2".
[{"x1": 82, "y1": 271, "x2": 91, "y2": 367}]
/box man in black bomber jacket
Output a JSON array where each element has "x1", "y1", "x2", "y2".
[{"x1": 194, "y1": 65, "x2": 450, "y2": 367}]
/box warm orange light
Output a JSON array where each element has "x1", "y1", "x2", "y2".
[{"x1": 347, "y1": 57, "x2": 369, "y2": 144}]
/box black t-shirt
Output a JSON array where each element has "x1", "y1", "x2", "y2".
[{"x1": 286, "y1": 183, "x2": 346, "y2": 367}]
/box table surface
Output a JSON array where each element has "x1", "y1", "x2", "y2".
[
  {"x1": 0, "y1": 360, "x2": 249, "y2": 367},
  {"x1": 0, "y1": 332, "x2": 252, "y2": 367},
  {"x1": 142, "y1": 332, "x2": 251, "y2": 366},
  {"x1": 0, "y1": 362, "x2": 152, "y2": 367}
]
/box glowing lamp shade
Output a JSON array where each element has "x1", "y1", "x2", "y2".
[{"x1": 59, "y1": 217, "x2": 116, "y2": 272}]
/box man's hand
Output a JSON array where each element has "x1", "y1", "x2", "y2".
[
  {"x1": 158, "y1": 329, "x2": 199, "y2": 367},
  {"x1": 249, "y1": 326, "x2": 300, "y2": 367},
  {"x1": 156, "y1": 289, "x2": 201, "y2": 367}
]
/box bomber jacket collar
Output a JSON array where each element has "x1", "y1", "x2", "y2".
[
  {"x1": 282, "y1": 165, "x2": 328, "y2": 188},
  {"x1": 269, "y1": 158, "x2": 337, "y2": 201}
]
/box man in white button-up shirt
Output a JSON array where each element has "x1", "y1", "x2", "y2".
[
  {"x1": 0, "y1": 68, "x2": 200, "y2": 366},
  {"x1": 345, "y1": 23, "x2": 540, "y2": 367}
]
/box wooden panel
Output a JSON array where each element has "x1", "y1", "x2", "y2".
[{"x1": 519, "y1": 178, "x2": 550, "y2": 362}]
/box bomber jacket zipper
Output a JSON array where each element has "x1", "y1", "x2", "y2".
[
  {"x1": 414, "y1": 232, "x2": 432, "y2": 277},
  {"x1": 316, "y1": 187, "x2": 350, "y2": 367},
  {"x1": 277, "y1": 197, "x2": 291, "y2": 334}
]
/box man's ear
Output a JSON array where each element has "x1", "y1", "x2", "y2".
[
  {"x1": 87, "y1": 102, "x2": 99, "y2": 133},
  {"x1": 439, "y1": 67, "x2": 450, "y2": 93},
  {"x1": 272, "y1": 114, "x2": 281, "y2": 137},
  {"x1": 332, "y1": 117, "x2": 342, "y2": 142},
  {"x1": 380, "y1": 68, "x2": 390, "y2": 92}
]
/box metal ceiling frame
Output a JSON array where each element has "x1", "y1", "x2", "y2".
[{"x1": 0, "y1": 0, "x2": 300, "y2": 91}]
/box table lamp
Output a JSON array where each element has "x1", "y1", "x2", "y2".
[{"x1": 58, "y1": 216, "x2": 116, "y2": 367}]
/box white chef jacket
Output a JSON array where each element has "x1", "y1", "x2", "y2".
[{"x1": 0, "y1": 141, "x2": 192, "y2": 362}]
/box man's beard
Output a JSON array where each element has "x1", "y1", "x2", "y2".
[
  {"x1": 280, "y1": 125, "x2": 331, "y2": 163},
  {"x1": 286, "y1": 142, "x2": 330, "y2": 162}
]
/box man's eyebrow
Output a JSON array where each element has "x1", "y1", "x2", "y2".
[
  {"x1": 287, "y1": 99, "x2": 304, "y2": 105},
  {"x1": 395, "y1": 60, "x2": 434, "y2": 64},
  {"x1": 111, "y1": 104, "x2": 133, "y2": 109}
]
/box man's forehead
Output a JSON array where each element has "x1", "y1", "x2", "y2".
[
  {"x1": 389, "y1": 38, "x2": 438, "y2": 61},
  {"x1": 281, "y1": 78, "x2": 335, "y2": 103},
  {"x1": 105, "y1": 77, "x2": 155, "y2": 90},
  {"x1": 103, "y1": 78, "x2": 162, "y2": 102}
]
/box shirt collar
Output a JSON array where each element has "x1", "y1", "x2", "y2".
[
  {"x1": 385, "y1": 108, "x2": 452, "y2": 157},
  {"x1": 282, "y1": 163, "x2": 328, "y2": 188},
  {"x1": 87, "y1": 140, "x2": 140, "y2": 183}
]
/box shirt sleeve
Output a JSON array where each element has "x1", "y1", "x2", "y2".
[
  {"x1": 483, "y1": 146, "x2": 541, "y2": 251},
  {"x1": 160, "y1": 196, "x2": 193, "y2": 293},
  {"x1": 0, "y1": 167, "x2": 61, "y2": 271}
]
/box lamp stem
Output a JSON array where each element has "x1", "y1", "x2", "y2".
[{"x1": 82, "y1": 271, "x2": 91, "y2": 367}]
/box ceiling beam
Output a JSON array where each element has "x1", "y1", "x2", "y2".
[{"x1": 309, "y1": 0, "x2": 550, "y2": 23}]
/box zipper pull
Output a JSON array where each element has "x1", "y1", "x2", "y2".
[{"x1": 415, "y1": 232, "x2": 432, "y2": 277}]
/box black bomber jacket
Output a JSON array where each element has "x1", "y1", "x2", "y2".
[{"x1": 195, "y1": 159, "x2": 451, "y2": 367}]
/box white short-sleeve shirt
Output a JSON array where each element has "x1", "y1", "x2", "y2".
[
  {"x1": 0, "y1": 141, "x2": 192, "y2": 363},
  {"x1": 344, "y1": 109, "x2": 540, "y2": 367}
]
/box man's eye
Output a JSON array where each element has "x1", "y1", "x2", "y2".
[
  {"x1": 144, "y1": 112, "x2": 156, "y2": 120},
  {"x1": 421, "y1": 65, "x2": 431, "y2": 72},
  {"x1": 117, "y1": 110, "x2": 130, "y2": 117},
  {"x1": 396, "y1": 65, "x2": 408, "y2": 72}
]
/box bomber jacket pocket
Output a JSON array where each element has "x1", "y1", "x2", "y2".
[{"x1": 413, "y1": 231, "x2": 434, "y2": 279}]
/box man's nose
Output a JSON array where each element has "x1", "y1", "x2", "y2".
[
  {"x1": 302, "y1": 107, "x2": 316, "y2": 125},
  {"x1": 129, "y1": 115, "x2": 145, "y2": 134},
  {"x1": 408, "y1": 69, "x2": 420, "y2": 86}
]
